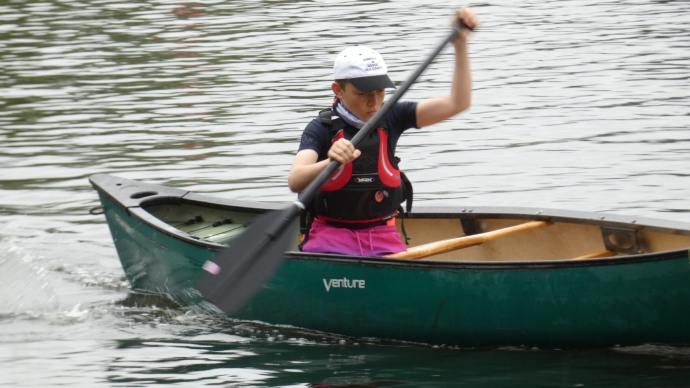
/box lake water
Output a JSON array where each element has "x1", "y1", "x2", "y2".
[{"x1": 2, "y1": 0, "x2": 690, "y2": 386}]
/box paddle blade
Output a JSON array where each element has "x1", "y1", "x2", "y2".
[{"x1": 197, "y1": 206, "x2": 299, "y2": 314}]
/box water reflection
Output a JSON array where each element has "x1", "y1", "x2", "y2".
[
  {"x1": 101, "y1": 294, "x2": 690, "y2": 387},
  {"x1": 106, "y1": 336, "x2": 690, "y2": 387}
]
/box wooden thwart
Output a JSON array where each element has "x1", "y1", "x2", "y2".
[{"x1": 387, "y1": 220, "x2": 553, "y2": 260}]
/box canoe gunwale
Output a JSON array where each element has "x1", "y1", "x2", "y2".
[
  {"x1": 90, "y1": 173, "x2": 690, "y2": 236},
  {"x1": 287, "y1": 248, "x2": 690, "y2": 270},
  {"x1": 401, "y1": 207, "x2": 690, "y2": 238},
  {"x1": 90, "y1": 173, "x2": 690, "y2": 268},
  {"x1": 112, "y1": 201, "x2": 690, "y2": 270},
  {"x1": 89, "y1": 173, "x2": 285, "y2": 215}
]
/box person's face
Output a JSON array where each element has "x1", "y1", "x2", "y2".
[{"x1": 332, "y1": 82, "x2": 385, "y2": 122}]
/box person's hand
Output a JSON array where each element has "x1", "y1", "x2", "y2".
[
  {"x1": 454, "y1": 7, "x2": 478, "y2": 44},
  {"x1": 328, "y1": 138, "x2": 361, "y2": 165}
]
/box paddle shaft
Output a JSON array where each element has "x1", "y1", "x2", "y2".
[{"x1": 296, "y1": 24, "x2": 464, "y2": 209}]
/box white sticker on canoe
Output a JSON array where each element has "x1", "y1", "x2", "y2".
[{"x1": 323, "y1": 278, "x2": 365, "y2": 292}]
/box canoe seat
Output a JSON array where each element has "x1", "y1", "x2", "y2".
[
  {"x1": 570, "y1": 227, "x2": 642, "y2": 260},
  {"x1": 601, "y1": 226, "x2": 641, "y2": 254}
]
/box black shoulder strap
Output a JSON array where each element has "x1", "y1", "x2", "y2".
[
  {"x1": 321, "y1": 107, "x2": 389, "y2": 135},
  {"x1": 377, "y1": 102, "x2": 389, "y2": 132},
  {"x1": 377, "y1": 116, "x2": 389, "y2": 132},
  {"x1": 397, "y1": 169, "x2": 414, "y2": 246},
  {"x1": 319, "y1": 108, "x2": 345, "y2": 136},
  {"x1": 318, "y1": 108, "x2": 332, "y2": 124},
  {"x1": 298, "y1": 199, "x2": 314, "y2": 251},
  {"x1": 400, "y1": 171, "x2": 413, "y2": 213}
]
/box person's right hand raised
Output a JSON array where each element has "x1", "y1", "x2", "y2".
[{"x1": 328, "y1": 138, "x2": 361, "y2": 165}]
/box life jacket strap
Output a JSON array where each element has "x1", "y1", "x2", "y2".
[
  {"x1": 315, "y1": 211, "x2": 398, "y2": 230},
  {"x1": 319, "y1": 107, "x2": 389, "y2": 134},
  {"x1": 400, "y1": 170, "x2": 413, "y2": 213}
]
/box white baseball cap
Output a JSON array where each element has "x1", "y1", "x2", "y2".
[{"x1": 333, "y1": 45, "x2": 396, "y2": 93}]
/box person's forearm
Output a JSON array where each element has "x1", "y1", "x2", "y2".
[
  {"x1": 288, "y1": 158, "x2": 331, "y2": 193},
  {"x1": 450, "y1": 40, "x2": 472, "y2": 113},
  {"x1": 415, "y1": 41, "x2": 472, "y2": 128}
]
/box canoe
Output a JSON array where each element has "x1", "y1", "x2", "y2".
[{"x1": 90, "y1": 173, "x2": 690, "y2": 349}]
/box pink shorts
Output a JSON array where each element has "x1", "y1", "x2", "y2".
[{"x1": 301, "y1": 219, "x2": 407, "y2": 257}]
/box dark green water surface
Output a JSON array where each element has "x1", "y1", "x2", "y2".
[{"x1": 2, "y1": 0, "x2": 690, "y2": 386}]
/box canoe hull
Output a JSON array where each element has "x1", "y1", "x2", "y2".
[{"x1": 97, "y1": 187, "x2": 690, "y2": 348}]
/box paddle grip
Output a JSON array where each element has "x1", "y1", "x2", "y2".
[{"x1": 297, "y1": 24, "x2": 464, "y2": 209}]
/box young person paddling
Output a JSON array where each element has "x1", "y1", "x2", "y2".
[{"x1": 288, "y1": 8, "x2": 478, "y2": 257}]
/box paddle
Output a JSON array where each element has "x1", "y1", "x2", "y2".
[{"x1": 198, "y1": 22, "x2": 468, "y2": 315}]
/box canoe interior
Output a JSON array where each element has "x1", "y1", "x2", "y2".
[
  {"x1": 144, "y1": 202, "x2": 690, "y2": 262},
  {"x1": 398, "y1": 217, "x2": 690, "y2": 261},
  {"x1": 147, "y1": 203, "x2": 261, "y2": 245}
]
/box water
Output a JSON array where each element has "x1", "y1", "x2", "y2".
[{"x1": 1, "y1": 0, "x2": 690, "y2": 386}]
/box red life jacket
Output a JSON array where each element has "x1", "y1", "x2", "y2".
[{"x1": 313, "y1": 108, "x2": 412, "y2": 228}]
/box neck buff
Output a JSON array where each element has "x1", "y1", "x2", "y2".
[{"x1": 335, "y1": 102, "x2": 366, "y2": 129}]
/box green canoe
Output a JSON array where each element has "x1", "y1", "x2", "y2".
[{"x1": 90, "y1": 173, "x2": 690, "y2": 349}]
